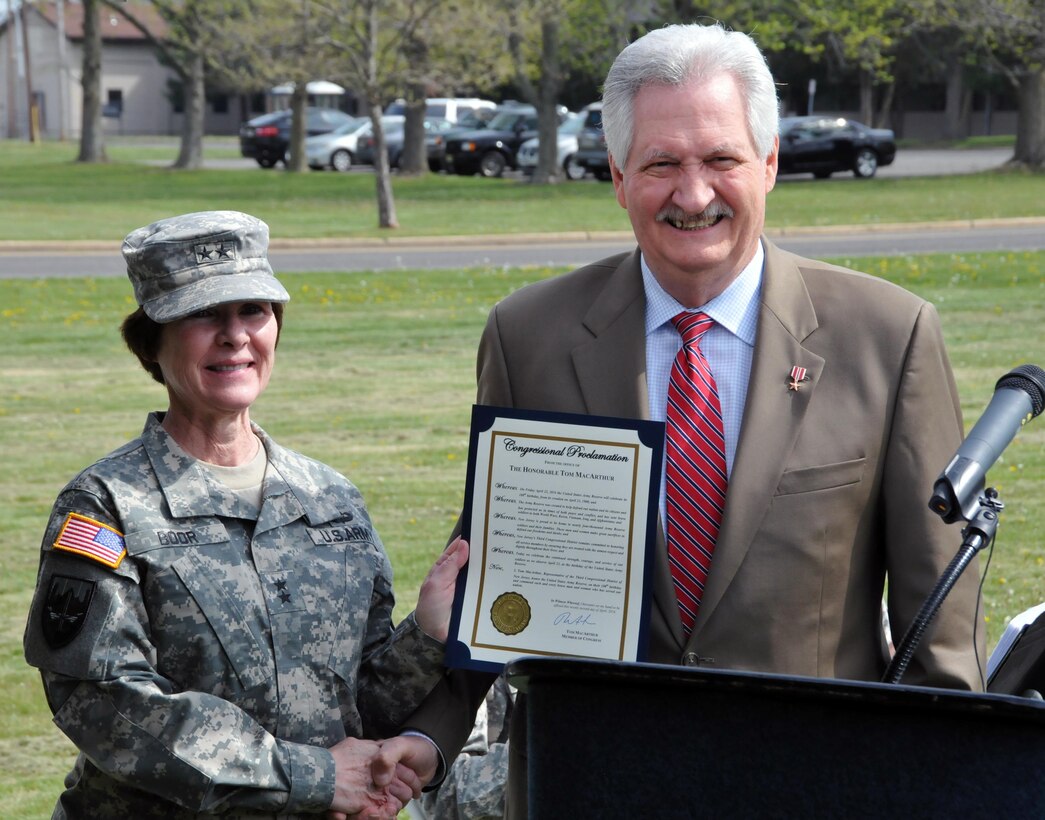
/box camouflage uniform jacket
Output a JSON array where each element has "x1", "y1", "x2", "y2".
[{"x1": 24, "y1": 412, "x2": 447, "y2": 818}]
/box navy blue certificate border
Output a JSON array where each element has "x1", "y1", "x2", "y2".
[{"x1": 445, "y1": 404, "x2": 664, "y2": 673}]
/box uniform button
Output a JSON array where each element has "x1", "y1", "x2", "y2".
[{"x1": 682, "y1": 652, "x2": 700, "y2": 666}]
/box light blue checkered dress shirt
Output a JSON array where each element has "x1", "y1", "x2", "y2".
[{"x1": 643, "y1": 241, "x2": 764, "y2": 523}]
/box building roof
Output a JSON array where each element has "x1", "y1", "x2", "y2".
[{"x1": 33, "y1": 1, "x2": 168, "y2": 42}]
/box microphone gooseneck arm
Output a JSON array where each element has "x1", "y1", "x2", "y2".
[
  {"x1": 885, "y1": 363, "x2": 1043, "y2": 686},
  {"x1": 883, "y1": 492, "x2": 1002, "y2": 685}
]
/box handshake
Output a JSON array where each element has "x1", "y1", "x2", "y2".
[{"x1": 327, "y1": 733, "x2": 439, "y2": 819}]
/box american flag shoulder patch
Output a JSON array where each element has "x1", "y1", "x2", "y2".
[{"x1": 54, "y1": 513, "x2": 127, "y2": 569}]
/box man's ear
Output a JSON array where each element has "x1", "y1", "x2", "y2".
[{"x1": 610, "y1": 154, "x2": 627, "y2": 209}]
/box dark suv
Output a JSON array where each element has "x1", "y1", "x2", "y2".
[
  {"x1": 239, "y1": 106, "x2": 356, "y2": 168},
  {"x1": 574, "y1": 102, "x2": 612, "y2": 180},
  {"x1": 443, "y1": 105, "x2": 542, "y2": 177}
]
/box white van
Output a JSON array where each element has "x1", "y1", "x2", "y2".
[{"x1": 385, "y1": 97, "x2": 496, "y2": 124}]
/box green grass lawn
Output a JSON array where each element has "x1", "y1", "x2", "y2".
[
  {"x1": 1, "y1": 138, "x2": 1043, "y2": 242},
  {"x1": 2, "y1": 251, "x2": 1043, "y2": 817},
  {"x1": 1, "y1": 143, "x2": 1042, "y2": 816}
]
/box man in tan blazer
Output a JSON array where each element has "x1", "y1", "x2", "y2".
[
  {"x1": 475, "y1": 22, "x2": 984, "y2": 688},
  {"x1": 401, "y1": 22, "x2": 984, "y2": 816}
]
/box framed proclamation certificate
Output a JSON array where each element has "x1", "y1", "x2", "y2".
[{"x1": 446, "y1": 405, "x2": 664, "y2": 673}]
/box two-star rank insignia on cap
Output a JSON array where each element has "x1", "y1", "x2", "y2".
[
  {"x1": 193, "y1": 240, "x2": 236, "y2": 263},
  {"x1": 54, "y1": 513, "x2": 127, "y2": 569}
]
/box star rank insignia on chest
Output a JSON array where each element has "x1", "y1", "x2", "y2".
[
  {"x1": 788, "y1": 365, "x2": 809, "y2": 392},
  {"x1": 273, "y1": 577, "x2": 292, "y2": 604}
]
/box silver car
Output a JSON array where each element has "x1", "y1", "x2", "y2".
[
  {"x1": 305, "y1": 116, "x2": 404, "y2": 171},
  {"x1": 516, "y1": 113, "x2": 587, "y2": 179}
]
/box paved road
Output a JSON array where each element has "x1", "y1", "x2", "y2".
[{"x1": 2, "y1": 220, "x2": 1042, "y2": 279}]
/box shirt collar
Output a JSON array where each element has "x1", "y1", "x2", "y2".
[{"x1": 642, "y1": 240, "x2": 763, "y2": 345}]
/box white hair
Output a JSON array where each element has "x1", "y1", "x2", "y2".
[{"x1": 601, "y1": 23, "x2": 779, "y2": 168}]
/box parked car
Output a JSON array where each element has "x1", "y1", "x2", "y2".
[
  {"x1": 444, "y1": 104, "x2": 569, "y2": 177},
  {"x1": 574, "y1": 102, "x2": 612, "y2": 180},
  {"x1": 305, "y1": 116, "x2": 373, "y2": 171},
  {"x1": 384, "y1": 97, "x2": 497, "y2": 124},
  {"x1": 239, "y1": 106, "x2": 357, "y2": 168},
  {"x1": 428, "y1": 109, "x2": 499, "y2": 171},
  {"x1": 778, "y1": 116, "x2": 896, "y2": 178},
  {"x1": 516, "y1": 112, "x2": 587, "y2": 179},
  {"x1": 356, "y1": 118, "x2": 455, "y2": 169}
]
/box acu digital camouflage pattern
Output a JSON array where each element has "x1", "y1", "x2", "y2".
[
  {"x1": 413, "y1": 675, "x2": 515, "y2": 820},
  {"x1": 122, "y1": 210, "x2": 290, "y2": 323},
  {"x1": 24, "y1": 413, "x2": 447, "y2": 819}
]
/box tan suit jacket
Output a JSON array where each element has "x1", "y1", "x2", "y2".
[
  {"x1": 476, "y1": 238, "x2": 984, "y2": 685},
  {"x1": 408, "y1": 239, "x2": 985, "y2": 810}
]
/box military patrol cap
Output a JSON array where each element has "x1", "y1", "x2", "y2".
[{"x1": 122, "y1": 210, "x2": 290, "y2": 322}]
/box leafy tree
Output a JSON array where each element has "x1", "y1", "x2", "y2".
[
  {"x1": 391, "y1": 0, "x2": 514, "y2": 176},
  {"x1": 101, "y1": 0, "x2": 243, "y2": 170},
  {"x1": 938, "y1": 0, "x2": 1045, "y2": 167},
  {"x1": 504, "y1": 0, "x2": 632, "y2": 183},
  {"x1": 312, "y1": 0, "x2": 407, "y2": 226}
]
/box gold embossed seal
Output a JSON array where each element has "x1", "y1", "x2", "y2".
[{"x1": 490, "y1": 591, "x2": 531, "y2": 636}]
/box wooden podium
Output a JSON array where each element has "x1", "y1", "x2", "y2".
[{"x1": 505, "y1": 657, "x2": 1045, "y2": 819}]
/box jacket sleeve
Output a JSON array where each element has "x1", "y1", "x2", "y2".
[{"x1": 881, "y1": 301, "x2": 986, "y2": 689}]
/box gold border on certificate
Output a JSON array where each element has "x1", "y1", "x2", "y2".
[{"x1": 446, "y1": 406, "x2": 663, "y2": 672}]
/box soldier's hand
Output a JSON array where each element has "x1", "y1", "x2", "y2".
[
  {"x1": 415, "y1": 537, "x2": 469, "y2": 642},
  {"x1": 327, "y1": 737, "x2": 407, "y2": 818}
]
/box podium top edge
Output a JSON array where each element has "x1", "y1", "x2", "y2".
[{"x1": 504, "y1": 656, "x2": 1045, "y2": 719}]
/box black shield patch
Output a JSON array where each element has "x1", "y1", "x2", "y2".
[{"x1": 42, "y1": 575, "x2": 96, "y2": 649}]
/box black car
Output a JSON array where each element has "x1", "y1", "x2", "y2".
[
  {"x1": 444, "y1": 105, "x2": 544, "y2": 177},
  {"x1": 239, "y1": 106, "x2": 356, "y2": 168},
  {"x1": 778, "y1": 116, "x2": 896, "y2": 179},
  {"x1": 574, "y1": 102, "x2": 613, "y2": 181}
]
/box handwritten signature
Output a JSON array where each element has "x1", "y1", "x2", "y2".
[{"x1": 554, "y1": 611, "x2": 597, "y2": 626}]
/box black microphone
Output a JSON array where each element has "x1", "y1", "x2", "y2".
[{"x1": 929, "y1": 364, "x2": 1045, "y2": 524}]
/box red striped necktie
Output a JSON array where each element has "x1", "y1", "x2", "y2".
[{"x1": 665, "y1": 311, "x2": 728, "y2": 634}]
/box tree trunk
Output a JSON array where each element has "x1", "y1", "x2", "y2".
[
  {"x1": 77, "y1": 0, "x2": 106, "y2": 162},
  {"x1": 532, "y1": 19, "x2": 562, "y2": 184},
  {"x1": 173, "y1": 50, "x2": 205, "y2": 169},
  {"x1": 399, "y1": 33, "x2": 428, "y2": 176},
  {"x1": 400, "y1": 96, "x2": 427, "y2": 176},
  {"x1": 369, "y1": 101, "x2": 399, "y2": 228},
  {"x1": 874, "y1": 80, "x2": 895, "y2": 130},
  {"x1": 942, "y1": 56, "x2": 967, "y2": 141},
  {"x1": 1012, "y1": 67, "x2": 1045, "y2": 168},
  {"x1": 858, "y1": 70, "x2": 874, "y2": 125},
  {"x1": 286, "y1": 81, "x2": 309, "y2": 172}
]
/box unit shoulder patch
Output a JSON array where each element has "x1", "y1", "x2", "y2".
[{"x1": 42, "y1": 574, "x2": 96, "y2": 649}]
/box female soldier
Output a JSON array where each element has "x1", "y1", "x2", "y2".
[{"x1": 24, "y1": 211, "x2": 469, "y2": 819}]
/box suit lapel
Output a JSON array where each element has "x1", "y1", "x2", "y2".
[
  {"x1": 691, "y1": 239, "x2": 825, "y2": 637},
  {"x1": 570, "y1": 249, "x2": 649, "y2": 420}
]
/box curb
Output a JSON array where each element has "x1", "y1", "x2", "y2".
[{"x1": 1, "y1": 217, "x2": 1042, "y2": 253}]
